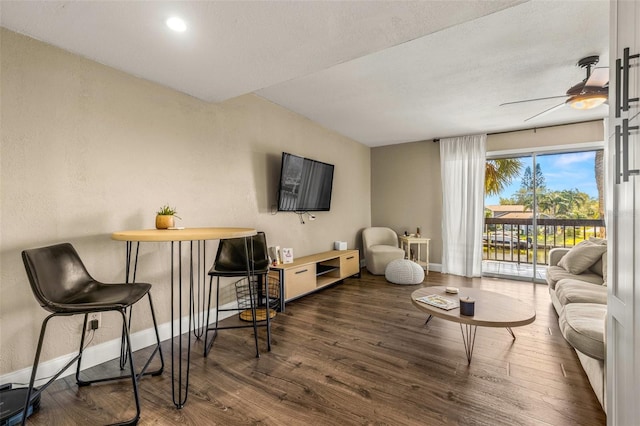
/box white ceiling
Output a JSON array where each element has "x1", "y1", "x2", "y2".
[{"x1": 0, "y1": 0, "x2": 609, "y2": 147}]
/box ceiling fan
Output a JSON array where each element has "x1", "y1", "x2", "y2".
[{"x1": 501, "y1": 56, "x2": 609, "y2": 122}]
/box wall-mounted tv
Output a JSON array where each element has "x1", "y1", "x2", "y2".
[{"x1": 277, "y1": 152, "x2": 334, "y2": 212}]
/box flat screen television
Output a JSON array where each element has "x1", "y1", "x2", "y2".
[{"x1": 277, "y1": 152, "x2": 334, "y2": 212}]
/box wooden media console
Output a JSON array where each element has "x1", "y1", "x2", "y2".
[{"x1": 270, "y1": 249, "x2": 360, "y2": 311}]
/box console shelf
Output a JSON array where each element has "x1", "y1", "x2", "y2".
[
  {"x1": 270, "y1": 249, "x2": 360, "y2": 311},
  {"x1": 316, "y1": 264, "x2": 339, "y2": 276}
]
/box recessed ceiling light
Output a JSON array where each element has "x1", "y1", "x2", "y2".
[{"x1": 166, "y1": 17, "x2": 187, "y2": 32}]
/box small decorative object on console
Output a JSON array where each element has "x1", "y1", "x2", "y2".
[
  {"x1": 282, "y1": 248, "x2": 294, "y2": 264},
  {"x1": 334, "y1": 241, "x2": 347, "y2": 250},
  {"x1": 268, "y1": 246, "x2": 281, "y2": 265}
]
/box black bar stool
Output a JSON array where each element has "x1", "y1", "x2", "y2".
[
  {"x1": 203, "y1": 232, "x2": 276, "y2": 357},
  {"x1": 21, "y1": 243, "x2": 164, "y2": 425}
]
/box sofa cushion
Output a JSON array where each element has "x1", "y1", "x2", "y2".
[
  {"x1": 555, "y1": 279, "x2": 607, "y2": 305},
  {"x1": 557, "y1": 242, "x2": 607, "y2": 274},
  {"x1": 546, "y1": 266, "x2": 604, "y2": 289},
  {"x1": 366, "y1": 244, "x2": 406, "y2": 275},
  {"x1": 368, "y1": 244, "x2": 403, "y2": 255},
  {"x1": 589, "y1": 257, "x2": 603, "y2": 276},
  {"x1": 588, "y1": 237, "x2": 607, "y2": 246},
  {"x1": 587, "y1": 238, "x2": 607, "y2": 278},
  {"x1": 559, "y1": 303, "x2": 606, "y2": 360}
]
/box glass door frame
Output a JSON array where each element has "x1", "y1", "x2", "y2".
[
  {"x1": 484, "y1": 143, "x2": 604, "y2": 283},
  {"x1": 483, "y1": 153, "x2": 539, "y2": 282}
]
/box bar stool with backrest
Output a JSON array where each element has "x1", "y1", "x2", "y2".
[
  {"x1": 20, "y1": 242, "x2": 164, "y2": 425},
  {"x1": 203, "y1": 232, "x2": 274, "y2": 357}
]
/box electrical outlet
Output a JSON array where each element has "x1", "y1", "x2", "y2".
[{"x1": 88, "y1": 313, "x2": 101, "y2": 331}]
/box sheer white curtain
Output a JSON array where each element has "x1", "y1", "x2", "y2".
[{"x1": 440, "y1": 134, "x2": 486, "y2": 277}]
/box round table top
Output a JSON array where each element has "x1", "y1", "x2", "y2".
[
  {"x1": 411, "y1": 286, "x2": 536, "y2": 328},
  {"x1": 111, "y1": 227, "x2": 257, "y2": 242}
]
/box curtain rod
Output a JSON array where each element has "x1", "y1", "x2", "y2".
[{"x1": 431, "y1": 119, "x2": 602, "y2": 143}]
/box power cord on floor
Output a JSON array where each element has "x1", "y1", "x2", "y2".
[{"x1": 11, "y1": 329, "x2": 96, "y2": 387}]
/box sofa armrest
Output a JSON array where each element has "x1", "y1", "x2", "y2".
[{"x1": 548, "y1": 248, "x2": 571, "y2": 267}]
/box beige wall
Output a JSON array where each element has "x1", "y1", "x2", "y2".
[
  {"x1": 371, "y1": 140, "x2": 443, "y2": 265},
  {"x1": 370, "y1": 121, "x2": 605, "y2": 268},
  {"x1": 0, "y1": 29, "x2": 371, "y2": 376}
]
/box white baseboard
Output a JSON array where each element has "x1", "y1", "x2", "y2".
[
  {"x1": 2, "y1": 262, "x2": 443, "y2": 387},
  {"x1": 0, "y1": 301, "x2": 239, "y2": 387},
  {"x1": 428, "y1": 263, "x2": 442, "y2": 273},
  {"x1": 360, "y1": 260, "x2": 442, "y2": 273}
]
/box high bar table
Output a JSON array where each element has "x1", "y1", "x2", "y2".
[{"x1": 111, "y1": 227, "x2": 256, "y2": 408}]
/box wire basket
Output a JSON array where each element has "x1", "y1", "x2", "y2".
[{"x1": 234, "y1": 275, "x2": 279, "y2": 322}]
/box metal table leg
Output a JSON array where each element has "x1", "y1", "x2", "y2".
[
  {"x1": 460, "y1": 323, "x2": 478, "y2": 365},
  {"x1": 122, "y1": 240, "x2": 191, "y2": 408},
  {"x1": 191, "y1": 241, "x2": 207, "y2": 339},
  {"x1": 170, "y1": 241, "x2": 192, "y2": 408},
  {"x1": 277, "y1": 268, "x2": 285, "y2": 313},
  {"x1": 243, "y1": 237, "x2": 261, "y2": 358},
  {"x1": 202, "y1": 238, "x2": 272, "y2": 358},
  {"x1": 119, "y1": 241, "x2": 164, "y2": 377},
  {"x1": 120, "y1": 242, "x2": 140, "y2": 368}
]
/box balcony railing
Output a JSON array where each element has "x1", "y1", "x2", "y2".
[{"x1": 483, "y1": 217, "x2": 606, "y2": 265}]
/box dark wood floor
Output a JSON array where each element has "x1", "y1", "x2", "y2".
[{"x1": 26, "y1": 270, "x2": 606, "y2": 425}]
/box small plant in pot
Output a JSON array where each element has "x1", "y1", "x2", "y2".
[{"x1": 156, "y1": 204, "x2": 181, "y2": 229}]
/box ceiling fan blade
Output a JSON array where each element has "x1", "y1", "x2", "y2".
[
  {"x1": 524, "y1": 102, "x2": 566, "y2": 122},
  {"x1": 584, "y1": 67, "x2": 609, "y2": 89},
  {"x1": 500, "y1": 95, "x2": 567, "y2": 107}
]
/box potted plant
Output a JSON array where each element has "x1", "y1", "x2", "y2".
[{"x1": 156, "y1": 204, "x2": 181, "y2": 229}]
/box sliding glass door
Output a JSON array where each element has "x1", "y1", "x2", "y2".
[{"x1": 483, "y1": 150, "x2": 605, "y2": 282}]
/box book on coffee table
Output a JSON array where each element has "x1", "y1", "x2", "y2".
[{"x1": 415, "y1": 294, "x2": 459, "y2": 310}]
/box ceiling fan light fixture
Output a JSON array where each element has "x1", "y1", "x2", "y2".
[{"x1": 566, "y1": 93, "x2": 607, "y2": 110}]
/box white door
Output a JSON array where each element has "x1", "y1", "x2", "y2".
[{"x1": 607, "y1": 0, "x2": 639, "y2": 423}]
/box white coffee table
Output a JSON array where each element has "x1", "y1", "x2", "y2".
[{"x1": 411, "y1": 286, "x2": 536, "y2": 364}]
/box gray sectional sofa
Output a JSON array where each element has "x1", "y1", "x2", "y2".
[{"x1": 546, "y1": 238, "x2": 607, "y2": 412}]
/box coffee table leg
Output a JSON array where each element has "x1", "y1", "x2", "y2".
[
  {"x1": 506, "y1": 327, "x2": 516, "y2": 340},
  {"x1": 460, "y1": 323, "x2": 478, "y2": 364}
]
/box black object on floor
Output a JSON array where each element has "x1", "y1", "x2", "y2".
[{"x1": 0, "y1": 384, "x2": 40, "y2": 426}]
